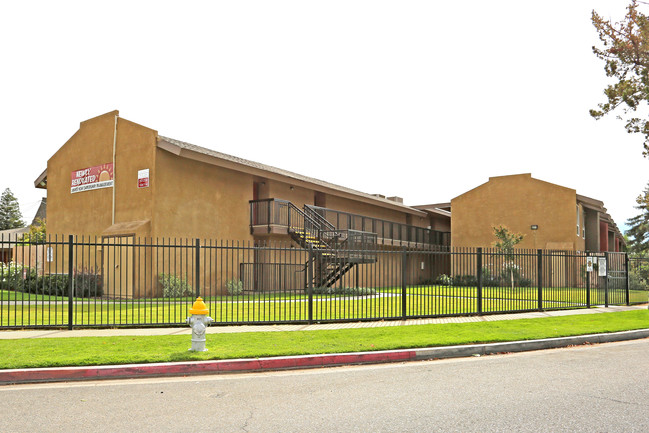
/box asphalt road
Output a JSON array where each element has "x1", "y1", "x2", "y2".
[{"x1": 1, "y1": 339, "x2": 648, "y2": 432}]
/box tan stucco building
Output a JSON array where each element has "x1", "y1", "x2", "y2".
[
  {"x1": 35, "y1": 110, "x2": 450, "y2": 243},
  {"x1": 29, "y1": 114, "x2": 625, "y2": 298},
  {"x1": 32, "y1": 111, "x2": 451, "y2": 296},
  {"x1": 450, "y1": 173, "x2": 624, "y2": 252}
]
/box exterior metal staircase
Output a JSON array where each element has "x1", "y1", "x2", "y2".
[{"x1": 285, "y1": 202, "x2": 377, "y2": 288}]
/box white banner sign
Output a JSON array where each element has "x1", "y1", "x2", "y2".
[
  {"x1": 598, "y1": 257, "x2": 607, "y2": 277},
  {"x1": 71, "y1": 163, "x2": 114, "y2": 194}
]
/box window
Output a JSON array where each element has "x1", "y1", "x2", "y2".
[{"x1": 576, "y1": 205, "x2": 580, "y2": 236}]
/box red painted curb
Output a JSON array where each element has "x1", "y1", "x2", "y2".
[{"x1": 0, "y1": 350, "x2": 418, "y2": 385}]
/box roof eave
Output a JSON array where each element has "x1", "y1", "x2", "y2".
[
  {"x1": 34, "y1": 169, "x2": 47, "y2": 189},
  {"x1": 157, "y1": 137, "x2": 428, "y2": 217}
]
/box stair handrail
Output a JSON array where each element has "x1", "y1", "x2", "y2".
[
  {"x1": 286, "y1": 202, "x2": 323, "y2": 235},
  {"x1": 304, "y1": 205, "x2": 336, "y2": 232}
]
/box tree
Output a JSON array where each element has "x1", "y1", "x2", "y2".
[
  {"x1": 492, "y1": 225, "x2": 524, "y2": 290},
  {"x1": 21, "y1": 218, "x2": 46, "y2": 243},
  {"x1": 591, "y1": 1, "x2": 649, "y2": 157},
  {"x1": 626, "y1": 181, "x2": 649, "y2": 254},
  {"x1": 0, "y1": 188, "x2": 24, "y2": 230}
]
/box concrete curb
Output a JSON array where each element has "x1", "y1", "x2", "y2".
[
  {"x1": 2, "y1": 329, "x2": 648, "y2": 385},
  {"x1": 0, "y1": 350, "x2": 417, "y2": 385},
  {"x1": 413, "y1": 328, "x2": 649, "y2": 360}
]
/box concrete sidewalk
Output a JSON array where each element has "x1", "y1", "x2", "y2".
[{"x1": 1, "y1": 305, "x2": 647, "y2": 385}]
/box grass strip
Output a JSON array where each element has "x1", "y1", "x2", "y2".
[{"x1": 1, "y1": 310, "x2": 648, "y2": 370}]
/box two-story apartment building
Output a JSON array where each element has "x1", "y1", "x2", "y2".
[
  {"x1": 450, "y1": 173, "x2": 624, "y2": 252},
  {"x1": 33, "y1": 111, "x2": 450, "y2": 296}
]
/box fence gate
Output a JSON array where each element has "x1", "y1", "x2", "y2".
[{"x1": 605, "y1": 252, "x2": 628, "y2": 306}]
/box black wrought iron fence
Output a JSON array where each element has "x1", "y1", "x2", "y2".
[
  {"x1": 628, "y1": 257, "x2": 649, "y2": 303},
  {"x1": 0, "y1": 234, "x2": 641, "y2": 329}
]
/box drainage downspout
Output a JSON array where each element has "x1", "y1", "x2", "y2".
[{"x1": 112, "y1": 115, "x2": 118, "y2": 225}]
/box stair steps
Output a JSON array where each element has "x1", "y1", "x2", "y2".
[{"x1": 286, "y1": 202, "x2": 377, "y2": 288}]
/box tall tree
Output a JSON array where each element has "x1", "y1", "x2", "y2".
[
  {"x1": 492, "y1": 225, "x2": 524, "y2": 290},
  {"x1": 0, "y1": 188, "x2": 24, "y2": 230},
  {"x1": 626, "y1": 181, "x2": 649, "y2": 254},
  {"x1": 591, "y1": 1, "x2": 649, "y2": 157}
]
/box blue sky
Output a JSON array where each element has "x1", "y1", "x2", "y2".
[{"x1": 1, "y1": 1, "x2": 647, "y2": 232}]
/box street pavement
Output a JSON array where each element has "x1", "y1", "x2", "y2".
[
  {"x1": 0, "y1": 305, "x2": 647, "y2": 385},
  {"x1": 2, "y1": 339, "x2": 649, "y2": 432}
]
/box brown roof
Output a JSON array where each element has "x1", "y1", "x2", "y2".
[
  {"x1": 34, "y1": 169, "x2": 47, "y2": 189},
  {"x1": 33, "y1": 114, "x2": 427, "y2": 217},
  {"x1": 157, "y1": 136, "x2": 427, "y2": 216},
  {"x1": 576, "y1": 194, "x2": 624, "y2": 240},
  {"x1": 31, "y1": 198, "x2": 46, "y2": 225},
  {"x1": 0, "y1": 227, "x2": 29, "y2": 248},
  {"x1": 413, "y1": 203, "x2": 452, "y2": 214}
]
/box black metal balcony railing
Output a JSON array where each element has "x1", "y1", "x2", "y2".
[
  {"x1": 250, "y1": 199, "x2": 450, "y2": 246},
  {"x1": 319, "y1": 229, "x2": 378, "y2": 263},
  {"x1": 249, "y1": 199, "x2": 321, "y2": 233},
  {"x1": 250, "y1": 198, "x2": 289, "y2": 227},
  {"x1": 306, "y1": 204, "x2": 449, "y2": 247}
]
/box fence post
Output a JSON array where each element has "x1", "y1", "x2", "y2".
[
  {"x1": 195, "y1": 238, "x2": 200, "y2": 298},
  {"x1": 287, "y1": 203, "x2": 291, "y2": 229},
  {"x1": 401, "y1": 247, "x2": 407, "y2": 320},
  {"x1": 67, "y1": 235, "x2": 74, "y2": 330},
  {"x1": 537, "y1": 249, "x2": 543, "y2": 312},
  {"x1": 604, "y1": 252, "x2": 609, "y2": 308},
  {"x1": 476, "y1": 247, "x2": 483, "y2": 315},
  {"x1": 586, "y1": 251, "x2": 591, "y2": 308},
  {"x1": 625, "y1": 253, "x2": 630, "y2": 306},
  {"x1": 307, "y1": 245, "x2": 313, "y2": 324}
]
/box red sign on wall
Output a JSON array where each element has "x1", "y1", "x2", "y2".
[
  {"x1": 70, "y1": 163, "x2": 114, "y2": 194},
  {"x1": 138, "y1": 169, "x2": 149, "y2": 188}
]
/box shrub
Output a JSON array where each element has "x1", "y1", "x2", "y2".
[
  {"x1": 225, "y1": 279, "x2": 244, "y2": 296},
  {"x1": 481, "y1": 267, "x2": 501, "y2": 287},
  {"x1": 453, "y1": 274, "x2": 477, "y2": 287},
  {"x1": 1, "y1": 268, "x2": 104, "y2": 298},
  {"x1": 159, "y1": 273, "x2": 193, "y2": 298},
  {"x1": 629, "y1": 272, "x2": 649, "y2": 291},
  {"x1": 517, "y1": 277, "x2": 532, "y2": 288},
  {"x1": 482, "y1": 277, "x2": 500, "y2": 287},
  {"x1": 501, "y1": 262, "x2": 521, "y2": 282},
  {"x1": 312, "y1": 286, "x2": 376, "y2": 296},
  {"x1": 37, "y1": 274, "x2": 69, "y2": 296},
  {"x1": 36, "y1": 272, "x2": 103, "y2": 298},
  {"x1": 73, "y1": 270, "x2": 103, "y2": 297},
  {"x1": 434, "y1": 274, "x2": 453, "y2": 286},
  {"x1": 0, "y1": 262, "x2": 38, "y2": 292}
]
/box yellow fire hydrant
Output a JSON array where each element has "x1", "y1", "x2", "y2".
[{"x1": 186, "y1": 297, "x2": 214, "y2": 352}]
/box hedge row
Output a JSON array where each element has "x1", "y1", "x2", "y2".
[{"x1": 0, "y1": 271, "x2": 103, "y2": 298}]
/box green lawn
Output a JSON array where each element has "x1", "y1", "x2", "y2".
[
  {"x1": 0, "y1": 290, "x2": 68, "y2": 302},
  {"x1": 1, "y1": 310, "x2": 648, "y2": 369}
]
